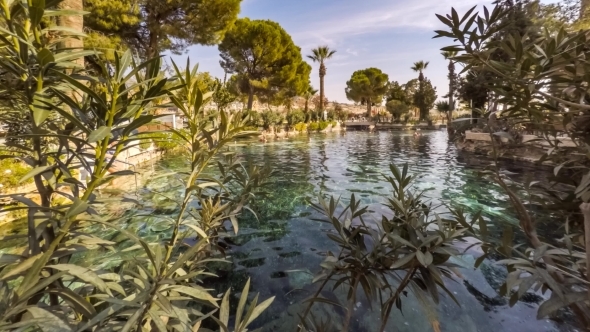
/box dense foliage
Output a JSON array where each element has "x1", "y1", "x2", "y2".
[
  {"x1": 85, "y1": 0, "x2": 242, "y2": 58},
  {"x1": 435, "y1": 1, "x2": 590, "y2": 327},
  {"x1": 286, "y1": 109, "x2": 306, "y2": 127},
  {"x1": 219, "y1": 18, "x2": 310, "y2": 110},
  {"x1": 386, "y1": 100, "x2": 410, "y2": 121},
  {"x1": 0, "y1": 2, "x2": 273, "y2": 330},
  {"x1": 345, "y1": 68, "x2": 389, "y2": 116},
  {"x1": 300, "y1": 164, "x2": 486, "y2": 331}
]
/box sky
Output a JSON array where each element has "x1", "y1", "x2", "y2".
[{"x1": 167, "y1": 0, "x2": 512, "y2": 104}]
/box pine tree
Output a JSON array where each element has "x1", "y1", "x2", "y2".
[
  {"x1": 219, "y1": 19, "x2": 310, "y2": 110},
  {"x1": 84, "y1": 0, "x2": 241, "y2": 58}
]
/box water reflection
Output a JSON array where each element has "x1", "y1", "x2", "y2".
[
  {"x1": 218, "y1": 130, "x2": 570, "y2": 331},
  {"x1": 0, "y1": 130, "x2": 572, "y2": 331}
]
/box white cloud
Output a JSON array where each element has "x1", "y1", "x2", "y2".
[
  {"x1": 293, "y1": 0, "x2": 486, "y2": 47},
  {"x1": 345, "y1": 48, "x2": 358, "y2": 56}
]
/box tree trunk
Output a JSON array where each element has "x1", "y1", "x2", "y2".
[
  {"x1": 367, "y1": 102, "x2": 372, "y2": 117},
  {"x1": 57, "y1": 0, "x2": 84, "y2": 65},
  {"x1": 418, "y1": 71, "x2": 425, "y2": 121},
  {"x1": 447, "y1": 62, "x2": 455, "y2": 135},
  {"x1": 247, "y1": 86, "x2": 254, "y2": 111},
  {"x1": 148, "y1": 30, "x2": 159, "y2": 59},
  {"x1": 57, "y1": 0, "x2": 83, "y2": 105},
  {"x1": 319, "y1": 62, "x2": 326, "y2": 110},
  {"x1": 319, "y1": 75, "x2": 325, "y2": 110}
]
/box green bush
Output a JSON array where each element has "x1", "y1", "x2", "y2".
[
  {"x1": 139, "y1": 140, "x2": 152, "y2": 149},
  {"x1": 243, "y1": 125, "x2": 259, "y2": 131},
  {"x1": 286, "y1": 109, "x2": 305, "y2": 127},
  {"x1": 308, "y1": 122, "x2": 319, "y2": 131},
  {"x1": 152, "y1": 131, "x2": 183, "y2": 150},
  {"x1": 0, "y1": 158, "x2": 32, "y2": 189},
  {"x1": 261, "y1": 110, "x2": 284, "y2": 129},
  {"x1": 246, "y1": 111, "x2": 263, "y2": 127},
  {"x1": 330, "y1": 121, "x2": 337, "y2": 127},
  {"x1": 309, "y1": 110, "x2": 321, "y2": 122},
  {"x1": 294, "y1": 122, "x2": 307, "y2": 132},
  {"x1": 326, "y1": 110, "x2": 335, "y2": 121},
  {"x1": 386, "y1": 100, "x2": 410, "y2": 121},
  {"x1": 318, "y1": 121, "x2": 329, "y2": 131}
]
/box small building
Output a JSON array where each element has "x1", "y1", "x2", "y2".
[{"x1": 155, "y1": 107, "x2": 184, "y2": 129}]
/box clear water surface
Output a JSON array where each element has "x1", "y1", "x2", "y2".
[{"x1": 0, "y1": 130, "x2": 577, "y2": 331}]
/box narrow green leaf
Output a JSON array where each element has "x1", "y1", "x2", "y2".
[
  {"x1": 220, "y1": 289, "x2": 231, "y2": 327},
  {"x1": 47, "y1": 288, "x2": 97, "y2": 319},
  {"x1": 47, "y1": 264, "x2": 108, "y2": 293},
  {"x1": 27, "y1": 307, "x2": 73, "y2": 332},
  {"x1": 391, "y1": 252, "x2": 416, "y2": 269},
  {"x1": 19, "y1": 165, "x2": 53, "y2": 183},
  {"x1": 37, "y1": 48, "x2": 54, "y2": 67},
  {"x1": 76, "y1": 304, "x2": 123, "y2": 332},
  {"x1": 117, "y1": 50, "x2": 133, "y2": 81},
  {"x1": 416, "y1": 251, "x2": 427, "y2": 266},
  {"x1": 64, "y1": 198, "x2": 88, "y2": 218},
  {"x1": 17, "y1": 271, "x2": 67, "y2": 304},
  {"x1": 43, "y1": 26, "x2": 87, "y2": 37},
  {"x1": 87, "y1": 126, "x2": 112, "y2": 143},
  {"x1": 50, "y1": 71, "x2": 106, "y2": 109},
  {"x1": 166, "y1": 285, "x2": 218, "y2": 307},
  {"x1": 245, "y1": 296, "x2": 275, "y2": 326},
  {"x1": 235, "y1": 278, "x2": 250, "y2": 331},
  {"x1": 29, "y1": 0, "x2": 46, "y2": 26},
  {"x1": 0, "y1": 254, "x2": 22, "y2": 268},
  {"x1": 44, "y1": 9, "x2": 90, "y2": 17},
  {"x1": 121, "y1": 308, "x2": 144, "y2": 332},
  {"x1": 537, "y1": 292, "x2": 587, "y2": 319},
  {"x1": 148, "y1": 309, "x2": 167, "y2": 331},
  {"x1": 31, "y1": 103, "x2": 51, "y2": 126},
  {"x1": 53, "y1": 50, "x2": 96, "y2": 63}
]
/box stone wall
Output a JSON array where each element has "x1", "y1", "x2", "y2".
[{"x1": 459, "y1": 130, "x2": 577, "y2": 163}]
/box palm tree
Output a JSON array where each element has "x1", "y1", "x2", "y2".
[
  {"x1": 442, "y1": 51, "x2": 457, "y2": 134},
  {"x1": 308, "y1": 46, "x2": 336, "y2": 111},
  {"x1": 411, "y1": 61, "x2": 429, "y2": 121},
  {"x1": 411, "y1": 61, "x2": 429, "y2": 83}
]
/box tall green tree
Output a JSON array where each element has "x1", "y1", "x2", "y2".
[
  {"x1": 345, "y1": 68, "x2": 389, "y2": 116},
  {"x1": 85, "y1": 0, "x2": 241, "y2": 58},
  {"x1": 401, "y1": 79, "x2": 420, "y2": 118},
  {"x1": 411, "y1": 78, "x2": 437, "y2": 121},
  {"x1": 219, "y1": 18, "x2": 310, "y2": 110},
  {"x1": 442, "y1": 51, "x2": 457, "y2": 131},
  {"x1": 386, "y1": 100, "x2": 410, "y2": 121},
  {"x1": 211, "y1": 78, "x2": 238, "y2": 111},
  {"x1": 307, "y1": 46, "x2": 336, "y2": 111},
  {"x1": 410, "y1": 60, "x2": 430, "y2": 120},
  {"x1": 456, "y1": 69, "x2": 490, "y2": 111},
  {"x1": 385, "y1": 81, "x2": 409, "y2": 105}
]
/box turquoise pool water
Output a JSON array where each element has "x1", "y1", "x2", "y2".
[
  {"x1": 0, "y1": 130, "x2": 574, "y2": 331},
  {"x1": 120, "y1": 130, "x2": 573, "y2": 331}
]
